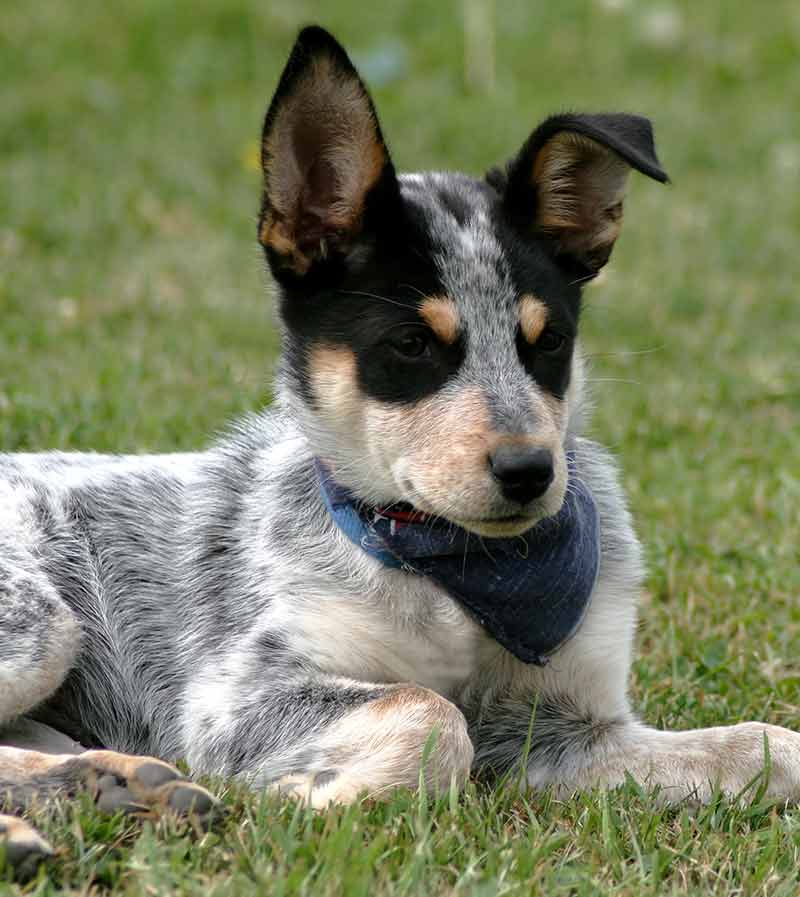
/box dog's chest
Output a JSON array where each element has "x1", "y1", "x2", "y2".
[{"x1": 276, "y1": 565, "x2": 501, "y2": 698}]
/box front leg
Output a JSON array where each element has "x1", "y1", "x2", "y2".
[
  {"x1": 184, "y1": 675, "x2": 474, "y2": 807},
  {"x1": 474, "y1": 693, "x2": 800, "y2": 804},
  {"x1": 552, "y1": 721, "x2": 800, "y2": 804}
]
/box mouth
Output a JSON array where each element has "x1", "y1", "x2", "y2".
[
  {"x1": 449, "y1": 513, "x2": 540, "y2": 537},
  {"x1": 397, "y1": 479, "x2": 543, "y2": 536}
]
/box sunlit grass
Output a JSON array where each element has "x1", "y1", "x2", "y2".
[{"x1": 1, "y1": 0, "x2": 798, "y2": 893}]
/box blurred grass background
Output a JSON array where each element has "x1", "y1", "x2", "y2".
[{"x1": 1, "y1": 0, "x2": 799, "y2": 893}]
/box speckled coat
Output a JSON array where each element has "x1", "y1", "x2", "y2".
[{"x1": 2, "y1": 27, "x2": 799, "y2": 819}]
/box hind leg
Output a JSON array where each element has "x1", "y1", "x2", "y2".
[
  {"x1": 0, "y1": 558, "x2": 220, "y2": 875},
  {"x1": 0, "y1": 743, "x2": 220, "y2": 881},
  {"x1": 0, "y1": 554, "x2": 82, "y2": 874},
  {"x1": 0, "y1": 747, "x2": 219, "y2": 818},
  {"x1": 0, "y1": 558, "x2": 80, "y2": 729}
]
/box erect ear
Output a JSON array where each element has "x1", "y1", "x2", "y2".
[
  {"x1": 500, "y1": 113, "x2": 669, "y2": 275},
  {"x1": 258, "y1": 26, "x2": 400, "y2": 279}
]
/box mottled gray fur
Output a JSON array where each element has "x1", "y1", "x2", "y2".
[{"x1": 3, "y1": 172, "x2": 800, "y2": 821}]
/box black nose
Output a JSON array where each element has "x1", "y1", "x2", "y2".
[{"x1": 489, "y1": 445, "x2": 554, "y2": 504}]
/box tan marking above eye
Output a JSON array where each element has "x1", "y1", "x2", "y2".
[
  {"x1": 418, "y1": 295, "x2": 460, "y2": 345},
  {"x1": 519, "y1": 294, "x2": 548, "y2": 344}
]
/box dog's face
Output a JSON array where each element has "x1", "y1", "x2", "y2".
[{"x1": 258, "y1": 27, "x2": 667, "y2": 536}]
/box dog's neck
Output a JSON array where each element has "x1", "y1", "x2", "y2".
[{"x1": 314, "y1": 455, "x2": 601, "y2": 666}]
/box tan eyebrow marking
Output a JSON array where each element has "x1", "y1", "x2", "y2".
[
  {"x1": 519, "y1": 294, "x2": 548, "y2": 344},
  {"x1": 418, "y1": 295, "x2": 460, "y2": 345}
]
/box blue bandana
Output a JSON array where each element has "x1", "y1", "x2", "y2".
[{"x1": 315, "y1": 456, "x2": 601, "y2": 666}]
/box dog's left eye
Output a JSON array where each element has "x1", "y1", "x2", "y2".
[
  {"x1": 536, "y1": 328, "x2": 566, "y2": 353},
  {"x1": 387, "y1": 327, "x2": 432, "y2": 360}
]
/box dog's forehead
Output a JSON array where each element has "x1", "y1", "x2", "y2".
[{"x1": 399, "y1": 172, "x2": 517, "y2": 328}]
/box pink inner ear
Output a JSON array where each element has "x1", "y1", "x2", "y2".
[
  {"x1": 259, "y1": 53, "x2": 390, "y2": 274},
  {"x1": 533, "y1": 132, "x2": 631, "y2": 271},
  {"x1": 296, "y1": 155, "x2": 338, "y2": 245}
]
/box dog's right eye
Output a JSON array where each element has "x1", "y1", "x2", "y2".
[
  {"x1": 536, "y1": 328, "x2": 567, "y2": 354},
  {"x1": 387, "y1": 327, "x2": 432, "y2": 360}
]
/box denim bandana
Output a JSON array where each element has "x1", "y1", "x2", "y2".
[{"x1": 315, "y1": 455, "x2": 601, "y2": 666}]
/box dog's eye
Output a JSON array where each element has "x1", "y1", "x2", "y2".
[
  {"x1": 388, "y1": 328, "x2": 432, "y2": 360},
  {"x1": 536, "y1": 328, "x2": 566, "y2": 353}
]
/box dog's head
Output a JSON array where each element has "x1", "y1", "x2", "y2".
[{"x1": 259, "y1": 26, "x2": 667, "y2": 536}]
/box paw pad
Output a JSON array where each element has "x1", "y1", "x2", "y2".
[{"x1": 82, "y1": 752, "x2": 221, "y2": 822}]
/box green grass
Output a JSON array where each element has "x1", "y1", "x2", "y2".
[{"x1": 1, "y1": 0, "x2": 799, "y2": 893}]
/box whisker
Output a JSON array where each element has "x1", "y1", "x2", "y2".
[
  {"x1": 584, "y1": 344, "x2": 665, "y2": 359},
  {"x1": 584, "y1": 377, "x2": 641, "y2": 386},
  {"x1": 568, "y1": 272, "x2": 597, "y2": 287},
  {"x1": 398, "y1": 283, "x2": 428, "y2": 300},
  {"x1": 336, "y1": 289, "x2": 409, "y2": 309}
]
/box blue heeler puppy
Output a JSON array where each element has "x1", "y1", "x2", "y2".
[{"x1": 3, "y1": 25, "x2": 799, "y2": 873}]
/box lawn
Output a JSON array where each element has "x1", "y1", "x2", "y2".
[{"x1": 1, "y1": 0, "x2": 799, "y2": 893}]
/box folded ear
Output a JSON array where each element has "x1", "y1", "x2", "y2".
[
  {"x1": 501, "y1": 113, "x2": 669, "y2": 275},
  {"x1": 258, "y1": 26, "x2": 400, "y2": 279}
]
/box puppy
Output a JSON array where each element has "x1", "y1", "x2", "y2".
[{"x1": 2, "y1": 25, "x2": 799, "y2": 872}]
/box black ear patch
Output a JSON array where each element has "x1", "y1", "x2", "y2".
[
  {"x1": 501, "y1": 113, "x2": 669, "y2": 274},
  {"x1": 258, "y1": 26, "x2": 400, "y2": 279}
]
